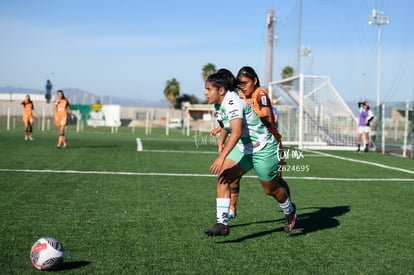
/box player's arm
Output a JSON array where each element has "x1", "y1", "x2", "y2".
[
  {"x1": 217, "y1": 128, "x2": 229, "y2": 153},
  {"x1": 66, "y1": 103, "x2": 75, "y2": 120},
  {"x1": 257, "y1": 93, "x2": 283, "y2": 142},
  {"x1": 53, "y1": 100, "x2": 59, "y2": 111},
  {"x1": 366, "y1": 110, "x2": 374, "y2": 125},
  {"x1": 32, "y1": 104, "x2": 39, "y2": 118},
  {"x1": 209, "y1": 119, "x2": 242, "y2": 175},
  {"x1": 256, "y1": 92, "x2": 275, "y2": 127},
  {"x1": 259, "y1": 106, "x2": 274, "y2": 129}
]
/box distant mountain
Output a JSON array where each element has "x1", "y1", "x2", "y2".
[{"x1": 0, "y1": 86, "x2": 168, "y2": 108}]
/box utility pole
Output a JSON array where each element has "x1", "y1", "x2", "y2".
[{"x1": 266, "y1": 8, "x2": 276, "y2": 88}]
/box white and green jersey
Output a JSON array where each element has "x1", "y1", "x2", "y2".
[{"x1": 214, "y1": 91, "x2": 275, "y2": 154}]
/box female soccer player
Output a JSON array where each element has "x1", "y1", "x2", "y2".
[
  {"x1": 54, "y1": 90, "x2": 74, "y2": 148},
  {"x1": 203, "y1": 71, "x2": 296, "y2": 236},
  {"x1": 356, "y1": 101, "x2": 374, "y2": 152},
  {"x1": 21, "y1": 95, "x2": 36, "y2": 141},
  {"x1": 210, "y1": 67, "x2": 291, "y2": 220}
]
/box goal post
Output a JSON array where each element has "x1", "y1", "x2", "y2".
[{"x1": 269, "y1": 74, "x2": 358, "y2": 150}]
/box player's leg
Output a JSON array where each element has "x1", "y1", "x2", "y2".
[
  {"x1": 28, "y1": 117, "x2": 34, "y2": 140},
  {"x1": 56, "y1": 123, "x2": 65, "y2": 148},
  {"x1": 60, "y1": 125, "x2": 67, "y2": 148},
  {"x1": 356, "y1": 128, "x2": 362, "y2": 152},
  {"x1": 23, "y1": 119, "x2": 29, "y2": 140},
  {"x1": 205, "y1": 149, "x2": 250, "y2": 237},
  {"x1": 363, "y1": 130, "x2": 369, "y2": 152},
  {"x1": 229, "y1": 180, "x2": 240, "y2": 219},
  {"x1": 57, "y1": 117, "x2": 68, "y2": 148},
  {"x1": 254, "y1": 142, "x2": 296, "y2": 233},
  {"x1": 275, "y1": 139, "x2": 291, "y2": 197}
]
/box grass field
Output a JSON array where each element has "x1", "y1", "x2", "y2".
[{"x1": 0, "y1": 126, "x2": 413, "y2": 274}]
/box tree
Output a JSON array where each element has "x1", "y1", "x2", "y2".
[
  {"x1": 281, "y1": 66, "x2": 294, "y2": 79},
  {"x1": 201, "y1": 63, "x2": 217, "y2": 81},
  {"x1": 174, "y1": 94, "x2": 199, "y2": 109},
  {"x1": 281, "y1": 66, "x2": 295, "y2": 87},
  {"x1": 163, "y1": 78, "x2": 180, "y2": 109}
]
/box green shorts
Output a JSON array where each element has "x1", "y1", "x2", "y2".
[{"x1": 227, "y1": 142, "x2": 282, "y2": 182}]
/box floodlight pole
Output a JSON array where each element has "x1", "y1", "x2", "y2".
[
  {"x1": 369, "y1": 9, "x2": 389, "y2": 110},
  {"x1": 266, "y1": 8, "x2": 276, "y2": 89},
  {"x1": 369, "y1": 9, "x2": 389, "y2": 154},
  {"x1": 297, "y1": 0, "x2": 303, "y2": 75}
]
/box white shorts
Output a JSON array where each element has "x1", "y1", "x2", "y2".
[{"x1": 358, "y1": 126, "x2": 370, "y2": 134}]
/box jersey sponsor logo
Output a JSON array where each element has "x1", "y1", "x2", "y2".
[
  {"x1": 228, "y1": 100, "x2": 234, "y2": 105},
  {"x1": 228, "y1": 109, "x2": 239, "y2": 119},
  {"x1": 268, "y1": 170, "x2": 280, "y2": 179},
  {"x1": 253, "y1": 141, "x2": 261, "y2": 148}
]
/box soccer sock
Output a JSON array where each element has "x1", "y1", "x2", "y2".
[
  {"x1": 357, "y1": 144, "x2": 360, "y2": 150},
  {"x1": 216, "y1": 198, "x2": 230, "y2": 225},
  {"x1": 229, "y1": 187, "x2": 239, "y2": 211},
  {"x1": 279, "y1": 197, "x2": 294, "y2": 215}
]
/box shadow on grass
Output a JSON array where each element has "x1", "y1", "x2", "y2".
[
  {"x1": 56, "y1": 261, "x2": 91, "y2": 271},
  {"x1": 217, "y1": 205, "x2": 350, "y2": 243}
]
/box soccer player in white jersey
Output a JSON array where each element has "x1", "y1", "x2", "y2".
[{"x1": 204, "y1": 71, "x2": 296, "y2": 236}]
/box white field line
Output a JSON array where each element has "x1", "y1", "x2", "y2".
[
  {"x1": 1, "y1": 168, "x2": 413, "y2": 181},
  {"x1": 309, "y1": 150, "x2": 414, "y2": 176},
  {"x1": 142, "y1": 150, "x2": 216, "y2": 154}
]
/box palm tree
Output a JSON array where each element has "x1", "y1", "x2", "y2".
[
  {"x1": 281, "y1": 66, "x2": 294, "y2": 79},
  {"x1": 281, "y1": 66, "x2": 295, "y2": 87},
  {"x1": 201, "y1": 63, "x2": 217, "y2": 81},
  {"x1": 163, "y1": 78, "x2": 180, "y2": 109}
]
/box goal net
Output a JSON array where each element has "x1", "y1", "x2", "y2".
[{"x1": 269, "y1": 74, "x2": 358, "y2": 150}]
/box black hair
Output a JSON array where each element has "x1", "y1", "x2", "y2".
[
  {"x1": 57, "y1": 90, "x2": 66, "y2": 99},
  {"x1": 217, "y1": 68, "x2": 238, "y2": 91},
  {"x1": 206, "y1": 72, "x2": 232, "y2": 91},
  {"x1": 237, "y1": 66, "x2": 260, "y2": 89},
  {"x1": 21, "y1": 95, "x2": 33, "y2": 107}
]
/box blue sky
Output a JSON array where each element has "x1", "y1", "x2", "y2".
[{"x1": 0, "y1": 0, "x2": 413, "y2": 104}]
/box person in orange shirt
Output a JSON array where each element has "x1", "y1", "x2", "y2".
[
  {"x1": 21, "y1": 95, "x2": 36, "y2": 141},
  {"x1": 54, "y1": 90, "x2": 74, "y2": 148}
]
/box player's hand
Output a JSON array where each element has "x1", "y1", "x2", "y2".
[
  {"x1": 209, "y1": 156, "x2": 225, "y2": 175},
  {"x1": 210, "y1": 127, "x2": 220, "y2": 137}
]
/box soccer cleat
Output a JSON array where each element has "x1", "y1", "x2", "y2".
[
  {"x1": 284, "y1": 203, "x2": 297, "y2": 233},
  {"x1": 29, "y1": 137, "x2": 34, "y2": 141},
  {"x1": 56, "y1": 144, "x2": 61, "y2": 149},
  {"x1": 228, "y1": 209, "x2": 237, "y2": 219},
  {"x1": 204, "y1": 223, "x2": 229, "y2": 236},
  {"x1": 364, "y1": 147, "x2": 369, "y2": 153},
  {"x1": 62, "y1": 144, "x2": 67, "y2": 149},
  {"x1": 25, "y1": 136, "x2": 28, "y2": 141},
  {"x1": 356, "y1": 149, "x2": 360, "y2": 153}
]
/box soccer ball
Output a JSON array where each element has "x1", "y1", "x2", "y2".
[{"x1": 30, "y1": 237, "x2": 64, "y2": 270}]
